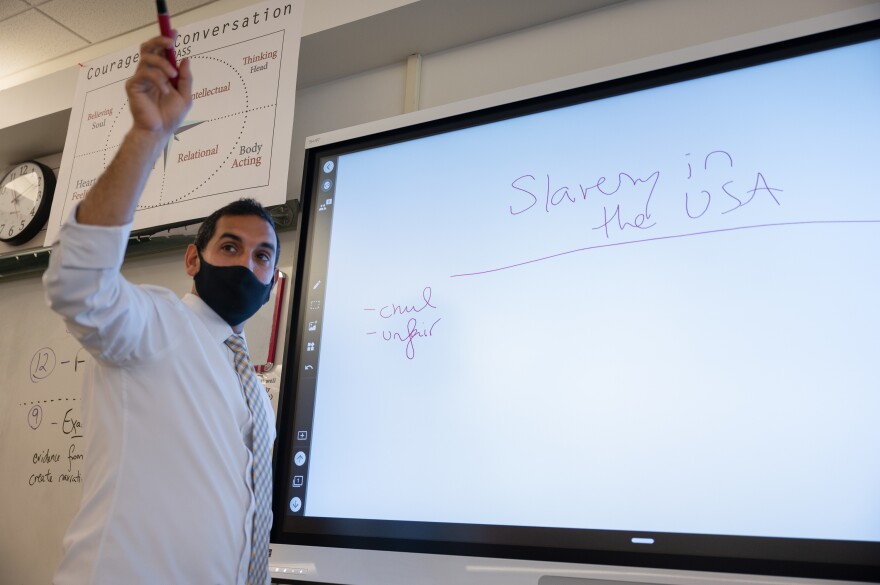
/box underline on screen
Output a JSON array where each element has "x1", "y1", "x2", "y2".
[{"x1": 449, "y1": 219, "x2": 880, "y2": 278}]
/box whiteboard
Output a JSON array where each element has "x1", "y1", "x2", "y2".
[{"x1": 285, "y1": 36, "x2": 880, "y2": 544}]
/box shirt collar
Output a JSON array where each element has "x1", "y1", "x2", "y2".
[{"x1": 182, "y1": 293, "x2": 245, "y2": 346}]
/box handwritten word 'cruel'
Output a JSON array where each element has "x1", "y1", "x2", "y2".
[{"x1": 378, "y1": 286, "x2": 436, "y2": 318}]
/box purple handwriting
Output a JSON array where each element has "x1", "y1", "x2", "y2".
[
  {"x1": 375, "y1": 317, "x2": 442, "y2": 360},
  {"x1": 366, "y1": 287, "x2": 441, "y2": 359},
  {"x1": 507, "y1": 152, "x2": 783, "y2": 235},
  {"x1": 378, "y1": 286, "x2": 436, "y2": 318},
  {"x1": 450, "y1": 150, "x2": 790, "y2": 277},
  {"x1": 509, "y1": 171, "x2": 660, "y2": 217},
  {"x1": 509, "y1": 171, "x2": 661, "y2": 239},
  {"x1": 685, "y1": 172, "x2": 783, "y2": 218},
  {"x1": 592, "y1": 172, "x2": 659, "y2": 238},
  {"x1": 684, "y1": 151, "x2": 782, "y2": 219}
]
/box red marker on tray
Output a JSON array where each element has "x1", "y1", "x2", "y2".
[{"x1": 156, "y1": 0, "x2": 179, "y2": 89}]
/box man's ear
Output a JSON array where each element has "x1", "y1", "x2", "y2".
[{"x1": 184, "y1": 244, "x2": 201, "y2": 277}]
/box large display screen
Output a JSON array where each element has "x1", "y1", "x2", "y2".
[{"x1": 273, "y1": 20, "x2": 880, "y2": 581}]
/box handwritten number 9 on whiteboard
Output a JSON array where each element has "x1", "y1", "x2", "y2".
[{"x1": 29, "y1": 405, "x2": 43, "y2": 430}]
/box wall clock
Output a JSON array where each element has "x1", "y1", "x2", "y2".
[{"x1": 0, "y1": 160, "x2": 56, "y2": 246}]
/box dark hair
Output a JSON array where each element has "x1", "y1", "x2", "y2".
[{"x1": 194, "y1": 198, "x2": 280, "y2": 264}]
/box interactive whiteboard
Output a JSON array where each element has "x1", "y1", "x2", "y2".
[{"x1": 274, "y1": 23, "x2": 880, "y2": 582}]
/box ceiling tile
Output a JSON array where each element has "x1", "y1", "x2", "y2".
[
  {"x1": 0, "y1": 1, "x2": 30, "y2": 20},
  {"x1": 0, "y1": 9, "x2": 86, "y2": 78},
  {"x1": 38, "y1": 0, "x2": 216, "y2": 43}
]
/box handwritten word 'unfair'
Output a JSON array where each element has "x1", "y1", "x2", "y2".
[{"x1": 365, "y1": 286, "x2": 441, "y2": 359}]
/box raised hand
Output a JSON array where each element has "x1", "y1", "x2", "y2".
[
  {"x1": 76, "y1": 35, "x2": 194, "y2": 226},
  {"x1": 125, "y1": 34, "x2": 193, "y2": 137}
]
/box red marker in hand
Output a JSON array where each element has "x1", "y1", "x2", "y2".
[{"x1": 156, "y1": 0, "x2": 179, "y2": 89}]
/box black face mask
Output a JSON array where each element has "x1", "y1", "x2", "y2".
[{"x1": 193, "y1": 252, "x2": 273, "y2": 327}]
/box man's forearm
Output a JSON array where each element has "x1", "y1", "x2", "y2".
[{"x1": 76, "y1": 129, "x2": 167, "y2": 226}]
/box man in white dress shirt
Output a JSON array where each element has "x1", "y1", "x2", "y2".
[{"x1": 44, "y1": 34, "x2": 277, "y2": 585}]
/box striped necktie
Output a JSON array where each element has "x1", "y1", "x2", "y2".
[{"x1": 225, "y1": 334, "x2": 272, "y2": 585}]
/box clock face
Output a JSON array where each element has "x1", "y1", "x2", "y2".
[{"x1": 0, "y1": 161, "x2": 56, "y2": 246}]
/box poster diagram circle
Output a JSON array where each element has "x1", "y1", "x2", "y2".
[
  {"x1": 52, "y1": 26, "x2": 290, "y2": 245},
  {"x1": 102, "y1": 54, "x2": 252, "y2": 209}
]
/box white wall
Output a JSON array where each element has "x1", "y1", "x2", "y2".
[{"x1": 419, "y1": 0, "x2": 880, "y2": 108}]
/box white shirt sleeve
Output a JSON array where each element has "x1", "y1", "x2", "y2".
[{"x1": 42, "y1": 211, "x2": 177, "y2": 366}]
